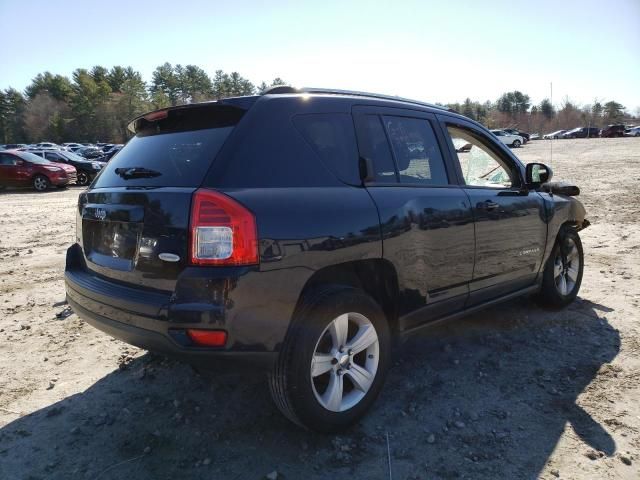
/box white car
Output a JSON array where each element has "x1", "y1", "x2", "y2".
[
  {"x1": 624, "y1": 126, "x2": 640, "y2": 137},
  {"x1": 34, "y1": 142, "x2": 60, "y2": 149},
  {"x1": 543, "y1": 130, "x2": 567, "y2": 140},
  {"x1": 490, "y1": 129, "x2": 524, "y2": 147}
]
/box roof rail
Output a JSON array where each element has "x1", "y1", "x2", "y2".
[{"x1": 260, "y1": 85, "x2": 451, "y2": 112}]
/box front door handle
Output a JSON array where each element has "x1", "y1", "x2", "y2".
[{"x1": 477, "y1": 200, "x2": 499, "y2": 211}]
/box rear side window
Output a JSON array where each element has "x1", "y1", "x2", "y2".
[
  {"x1": 293, "y1": 113, "x2": 359, "y2": 185},
  {"x1": 93, "y1": 106, "x2": 244, "y2": 188},
  {"x1": 382, "y1": 116, "x2": 448, "y2": 185}
]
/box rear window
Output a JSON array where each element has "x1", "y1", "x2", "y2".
[
  {"x1": 292, "y1": 113, "x2": 360, "y2": 185},
  {"x1": 93, "y1": 106, "x2": 244, "y2": 188}
]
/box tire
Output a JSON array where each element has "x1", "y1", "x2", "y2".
[
  {"x1": 33, "y1": 175, "x2": 50, "y2": 192},
  {"x1": 512, "y1": 139, "x2": 521, "y2": 148},
  {"x1": 269, "y1": 285, "x2": 391, "y2": 432},
  {"x1": 77, "y1": 171, "x2": 90, "y2": 186},
  {"x1": 537, "y1": 227, "x2": 584, "y2": 308}
]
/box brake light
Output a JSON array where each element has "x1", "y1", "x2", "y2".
[
  {"x1": 186, "y1": 329, "x2": 227, "y2": 347},
  {"x1": 189, "y1": 189, "x2": 258, "y2": 265},
  {"x1": 143, "y1": 110, "x2": 168, "y2": 122}
]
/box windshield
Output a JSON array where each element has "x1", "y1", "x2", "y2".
[{"x1": 16, "y1": 151, "x2": 52, "y2": 165}]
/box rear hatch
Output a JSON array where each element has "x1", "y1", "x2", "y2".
[{"x1": 76, "y1": 103, "x2": 247, "y2": 291}]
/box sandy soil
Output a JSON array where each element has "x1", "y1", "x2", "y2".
[{"x1": 0, "y1": 138, "x2": 639, "y2": 480}]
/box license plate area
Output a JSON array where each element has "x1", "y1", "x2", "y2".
[{"x1": 82, "y1": 204, "x2": 145, "y2": 272}]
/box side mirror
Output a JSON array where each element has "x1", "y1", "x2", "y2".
[{"x1": 525, "y1": 162, "x2": 553, "y2": 188}]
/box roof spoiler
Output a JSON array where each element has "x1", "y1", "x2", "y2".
[{"x1": 127, "y1": 96, "x2": 258, "y2": 134}]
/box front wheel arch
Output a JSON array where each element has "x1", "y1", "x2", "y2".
[{"x1": 537, "y1": 226, "x2": 584, "y2": 308}]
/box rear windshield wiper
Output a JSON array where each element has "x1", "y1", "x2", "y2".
[{"x1": 114, "y1": 167, "x2": 162, "y2": 179}]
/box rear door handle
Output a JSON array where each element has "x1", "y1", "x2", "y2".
[{"x1": 477, "y1": 200, "x2": 499, "y2": 211}]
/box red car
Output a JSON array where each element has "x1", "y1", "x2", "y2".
[{"x1": 0, "y1": 150, "x2": 77, "y2": 191}]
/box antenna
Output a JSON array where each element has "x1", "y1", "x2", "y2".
[{"x1": 550, "y1": 81, "x2": 553, "y2": 168}]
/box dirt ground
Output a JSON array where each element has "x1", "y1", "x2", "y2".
[{"x1": 1, "y1": 138, "x2": 639, "y2": 480}]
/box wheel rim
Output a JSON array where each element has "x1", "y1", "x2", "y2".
[
  {"x1": 78, "y1": 173, "x2": 88, "y2": 185},
  {"x1": 34, "y1": 177, "x2": 47, "y2": 191},
  {"x1": 514, "y1": 140, "x2": 520, "y2": 147},
  {"x1": 554, "y1": 237, "x2": 580, "y2": 296},
  {"x1": 310, "y1": 312, "x2": 379, "y2": 412}
]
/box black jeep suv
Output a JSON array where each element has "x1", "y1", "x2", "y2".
[{"x1": 65, "y1": 87, "x2": 589, "y2": 432}]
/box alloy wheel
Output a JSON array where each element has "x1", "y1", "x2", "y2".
[
  {"x1": 554, "y1": 237, "x2": 580, "y2": 296},
  {"x1": 310, "y1": 312, "x2": 379, "y2": 412},
  {"x1": 34, "y1": 176, "x2": 48, "y2": 191},
  {"x1": 77, "y1": 172, "x2": 89, "y2": 186}
]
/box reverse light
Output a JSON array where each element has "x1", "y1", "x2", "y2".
[
  {"x1": 189, "y1": 189, "x2": 258, "y2": 266},
  {"x1": 186, "y1": 329, "x2": 227, "y2": 347}
]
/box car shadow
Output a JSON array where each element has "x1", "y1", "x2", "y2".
[{"x1": 0, "y1": 295, "x2": 619, "y2": 480}]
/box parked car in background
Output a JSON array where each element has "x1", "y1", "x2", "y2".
[
  {"x1": 561, "y1": 127, "x2": 599, "y2": 139},
  {"x1": 96, "y1": 145, "x2": 123, "y2": 162},
  {"x1": 529, "y1": 133, "x2": 541, "y2": 140},
  {"x1": 502, "y1": 128, "x2": 530, "y2": 142},
  {"x1": 624, "y1": 126, "x2": 640, "y2": 137},
  {"x1": 490, "y1": 129, "x2": 524, "y2": 147},
  {"x1": 1, "y1": 143, "x2": 28, "y2": 150},
  {"x1": 33, "y1": 142, "x2": 61, "y2": 149},
  {"x1": 543, "y1": 130, "x2": 567, "y2": 139},
  {"x1": 600, "y1": 124, "x2": 626, "y2": 138},
  {"x1": 65, "y1": 88, "x2": 589, "y2": 431},
  {"x1": 0, "y1": 150, "x2": 77, "y2": 191},
  {"x1": 62, "y1": 143, "x2": 84, "y2": 151},
  {"x1": 30, "y1": 149, "x2": 105, "y2": 186},
  {"x1": 76, "y1": 146, "x2": 105, "y2": 159}
]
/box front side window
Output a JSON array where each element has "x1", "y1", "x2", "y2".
[
  {"x1": 382, "y1": 116, "x2": 448, "y2": 185},
  {"x1": 447, "y1": 126, "x2": 516, "y2": 189}
]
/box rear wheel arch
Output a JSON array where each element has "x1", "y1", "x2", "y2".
[{"x1": 296, "y1": 259, "x2": 400, "y2": 333}]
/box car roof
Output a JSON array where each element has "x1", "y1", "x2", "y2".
[{"x1": 128, "y1": 86, "x2": 472, "y2": 133}]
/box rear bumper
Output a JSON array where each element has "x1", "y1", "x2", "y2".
[
  {"x1": 66, "y1": 293, "x2": 276, "y2": 368},
  {"x1": 65, "y1": 245, "x2": 281, "y2": 368}
]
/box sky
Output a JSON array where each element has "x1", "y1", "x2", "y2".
[{"x1": 1, "y1": 0, "x2": 638, "y2": 111}]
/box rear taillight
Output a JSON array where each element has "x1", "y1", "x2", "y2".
[{"x1": 189, "y1": 189, "x2": 259, "y2": 266}]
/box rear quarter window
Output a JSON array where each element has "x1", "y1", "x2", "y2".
[{"x1": 292, "y1": 113, "x2": 360, "y2": 185}]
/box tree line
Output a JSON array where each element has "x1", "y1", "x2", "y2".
[
  {"x1": 0, "y1": 63, "x2": 286, "y2": 144},
  {"x1": 1, "y1": 66, "x2": 635, "y2": 144},
  {"x1": 444, "y1": 91, "x2": 633, "y2": 134}
]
